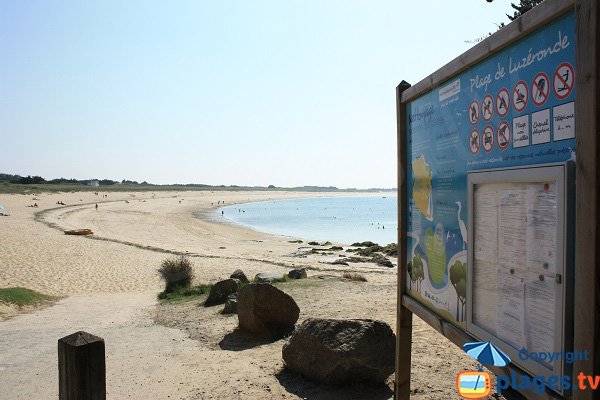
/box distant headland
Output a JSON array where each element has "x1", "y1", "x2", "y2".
[{"x1": 0, "y1": 173, "x2": 397, "y2": 194}]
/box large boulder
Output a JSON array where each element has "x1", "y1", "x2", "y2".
[
  {"x1": 282, "y1": 318, "x2": 396, "y2": 384},
  {"x1": 230, "y1": 269, "x2": 249, "y2": 284},
  {"x1": 254, "y1": 272, "x2": 285, "y2": 283},
  {"x1": 237, "y1": 283, "x2": 299, "y2": 339},
  {"x1": 288, "y1": 268, "x2": 307, "y2": 280},
  {"x1": 205, "y1": 278, "x2": 239, "y2": 307}
]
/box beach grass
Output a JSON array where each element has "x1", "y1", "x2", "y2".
[
  {"x1": 157, "y1": 284, "x2": 212, "y2": 302},
  {"x1": 342, "y1": 272, "x2": 368, "y2": 282},
  {"x1": 275, "y1": 278, "x2": 325, "y2": 289},
  {"x1": 0, "y1": 287, "x2": 54, "y2": 307},
  {"x1": 158, "y1": 255, "x2": 195, "y2": 293}
]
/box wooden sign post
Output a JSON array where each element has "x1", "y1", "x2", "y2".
[{"x1": 58, "y1": 331, "x2": 106, "y2": 400}]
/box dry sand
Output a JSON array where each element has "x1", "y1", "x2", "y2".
[{"x1": 0, "y1": 190, "x2": 489, "y2": 399}]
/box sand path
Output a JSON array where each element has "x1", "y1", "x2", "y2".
[{"x1": 0, "y1": 292, "x2": 203, "y2": 400}]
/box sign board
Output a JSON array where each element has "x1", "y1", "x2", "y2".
[
  {"x1": 405, "y1": 11, "x2": 575, "y2": 329},
  {"x1": 397, "y1": 1, "x2": 600, "y2": 399}
]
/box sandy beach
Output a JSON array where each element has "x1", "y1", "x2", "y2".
[{"x1": 0, "y1": 190, "x2": 485, "y2": 399}]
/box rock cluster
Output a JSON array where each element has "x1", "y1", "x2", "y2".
[{"x1": 205, "y1": 278, "x2": 240, "y2": 307}]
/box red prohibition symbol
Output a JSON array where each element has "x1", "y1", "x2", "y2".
[
  {"x1": 482, "y1": 94, "x2": 494, "y2": 122},
  {"x1": 553, "y1": 62, "x2": 575, "y2": 100},
  {"x1": 497, "y1": 121, "x2": 511, "y2": 151},
  {"x1": 469, "y1": 129, "x2": 480, "y2": 154},
  {"x1": 512, "y1": 80, "x2": 528, "y2": 112},
  {"x1": 496, "y1": 88, "x2": 510, "y2": 117},
  {"x1": 531, "y1": 72, "x2": 550, "y2": 106},
  {"x1": 469, "y1": 100, "x2": 480, "y2": 125},
  {"x1": 482, "y1": 126, "x2": 494, "y2": 153}
]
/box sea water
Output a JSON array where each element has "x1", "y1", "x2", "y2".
[{"x1": 219, "y1": 195, "x2": 398, "y2": 245}]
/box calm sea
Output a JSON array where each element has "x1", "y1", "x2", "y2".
[{"x1": 219, "y1": 195, "x2": 398, "y2": 245}]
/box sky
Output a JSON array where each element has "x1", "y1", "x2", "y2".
[{"x1": 0, "y1": 1, "x2": 513, "y2": 189}]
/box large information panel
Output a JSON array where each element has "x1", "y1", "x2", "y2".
[{"x1": 405, "y1": 10, "x2": 576, "y2": 329}]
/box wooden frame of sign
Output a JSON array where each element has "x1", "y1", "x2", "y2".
[{"x1": 395, "y1": 0, "x2": 599, "y2": 399}]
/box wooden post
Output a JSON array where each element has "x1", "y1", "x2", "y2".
[
  {"x1": 396, "y1": 80, "x2": 412, "y2": 400},
  {"x1": 58, "y1": 331, "x2": 106, "y2": 400},
  {"x1": 574, "y1": 1, "x2": 600, "y2": 399}
]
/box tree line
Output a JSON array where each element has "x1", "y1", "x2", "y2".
[{"x1": 0, "y1": 173, "x2": 147, "y2": 186}]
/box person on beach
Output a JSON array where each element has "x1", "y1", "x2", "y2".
[{"x1": 95, "y1": 204, "x2": 98, "y2": 210}]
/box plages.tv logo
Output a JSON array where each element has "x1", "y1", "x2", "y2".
[
  {"x1": 457, "y1": 369, "x2": 492, "y2": 399},
  {"x1": 457, "y1": 341, "x2": 512, "y2": 399}
]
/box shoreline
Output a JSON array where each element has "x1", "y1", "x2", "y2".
[
  {"x1": 216, "y1": 193, "x2": 399, "y2": 246},
  {"x1": 1, "y1": 190, "x2": 382, "y2": 296}
]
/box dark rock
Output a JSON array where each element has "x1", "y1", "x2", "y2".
[
  {"x1": 382, "y1": 243, "x2": 397, "y2": 257},
  {"x1": 288, "y1": 268, "x2": 307, "y2": 280},
  {"x1": 205, "y1": 278, "x2": 240, "y2": 307},
  {"x1": 222, "y1": 293, "x2": 238, "y2": 314},
  {"x1": 255, "y1": 272, "x2": 285, "y2": 283},
  {"x1": 356, "y1": 245, "x2": 384, "y2": 256},
  {"x1": 372, "y1": 255, "x2": 394, "y2": 268},
  {"x1": 282, "y1": 318, "x2": 396, "y2": 384},
  {"x1": 230, "y1": 269, "x2": 249, "y2": 284},
  {"x1": 237, "y1": 283, "x2": 299, "y2": 339},
  {"x1": 329, "y1": 259, "x2": 349, "y2": 266},
  {"x1": 351, "y1": 241, "x2": 379, "y2": 247},
  {"x1": 331, "y1": 256, "x2": 369, "y2": 264},
  {"x1": 331, "y1": 255, "x2": 393, "y2": 267}
]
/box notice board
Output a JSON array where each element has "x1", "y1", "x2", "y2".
[
  {"x1": 405, "y1": 10, "x2": 576, "y2": 328},
  {"x1": 467, "y1": 164, "x2": 574, "y2": 383}
]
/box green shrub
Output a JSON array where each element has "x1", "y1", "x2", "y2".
[
  {"x1": 157, "y1": 284, "x2": 211, "y2": 301},
  {"x1": 0, "y1": 287, "x2": 53, "y2": 307},
  {"x1": 158, "y1": 255, "x2": 195, "y2": 293}
]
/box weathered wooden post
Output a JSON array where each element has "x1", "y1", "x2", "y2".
[{"x1": 58, "y1": 331, "x2": 106, "y2": 400}]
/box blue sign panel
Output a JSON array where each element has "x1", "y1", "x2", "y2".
[{"x1": 406, "y1": 12, "x2": 575, "y2": 325}]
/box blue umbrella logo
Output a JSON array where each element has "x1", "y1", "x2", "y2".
[{"x1": 463, "y1": 341, "x2": 511, "y2": 367}]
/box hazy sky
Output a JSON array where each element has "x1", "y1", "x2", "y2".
[{"x1": 0, "y1": 1, "x2": 512, "y2": 188}]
